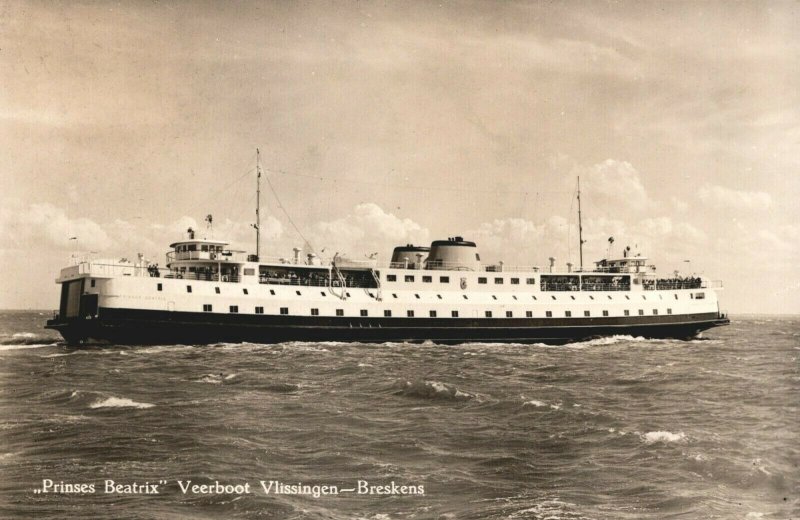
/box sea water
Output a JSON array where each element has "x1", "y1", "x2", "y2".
[{"x1": 0, "y1": 311, "x2": 796, "y2": 519}]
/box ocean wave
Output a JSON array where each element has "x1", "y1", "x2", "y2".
[
  {"x1": 263, "y1": 382, "x2": 299, "y2": 393},
  {"x1": 0, "y1": 343, "x2": 57, "y2": 351},
  {"x1": 642, "y1": 430, "x2": 687, "y2": 444},
  {"x1": 90, "y1": 397, "x2": 154, "y2": 409},
  {"x1": 395, "y1": 380, "x2": 475, "y2": 401},
  {"x1": 0, "y1": 332, "x2": 60, "y2": 346}
]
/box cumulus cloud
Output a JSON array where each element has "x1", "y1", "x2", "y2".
[
  {"x1": 698, "y1": 184, "x2": 772, "y2": 210},
  {"x1": 310, "y1": 203, "x2": 429, "y2": 260},
  {"x1": 580, "y1": 159, "x2": 653, "y2": 213},
  {"x1": 0, "y1": 202, "x2": 112, "y2": 251}
]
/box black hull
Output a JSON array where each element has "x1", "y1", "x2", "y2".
[{"x1": 46, "y1": 307, "x2": 730, "y2": 346}]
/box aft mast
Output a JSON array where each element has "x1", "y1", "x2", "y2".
[
  {"x1": 255, "y1": 149, "x2": 262, "y2": 261},
  {"x1": 577, "y1": 176, "x2": 585, "y2": 270}
]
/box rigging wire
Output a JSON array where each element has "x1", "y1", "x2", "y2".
[{"x1": 263, "y1": 173, "x2": 317, "y2": 256}]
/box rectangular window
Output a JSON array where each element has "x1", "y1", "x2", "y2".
[
  {"x1": 429, "y1": 310, "x2": 437, "y2": 317},
  {"x1": 565, "y1": 310, "x2": 572, "y2": 317},
  {"x1": 90, "y1": 279, "x2": 96, "y2": 288},
  {"x1": 667, "y1": 308, "x2": 673, "y2": 314},
  {"x1": 404, "y1": 275, "x2": 414, "y2": 282},
  {"x1": 215, "y1": 287, "x2": 221, "y2": 294},
  {"x1": 510, "y1": 278, "x2": 519, "y2": 285},
  {"x1": 695, "y1": 292, "x2": 705, "y2": 299},
  {"x1": 451, "y1": 310, "x2": 459, "y2": 317},
  {"x1": 440, "y1": 276, "x2": 450, "y2": 283},
  {"x1": 584, "y1": 310, "x2": 590, "y2": 317},
  {"x1": 407, "y1": 310, "x2": 414, "y2": 317},
  {"x1": 526, "y1": 278, "x2": 535, "y2": 285},
  {"x1": 311, "y1": 308, "x2": 319, "y2": 316},
  {"x1": 638, "y1": 309, "x2": 644, "y2": 316},
  {"x1": 653, "y1": 309, "x2": 658, "y2": 315},
  {"x1": 602, "y1": 310, "x2": 609, "y2": 317},
  {"x1": 494, "y1": 277, "x2": 504, "y2": 284},
  {"x1": 624, "y1": 310, "x2": 630, "y2": 316},
  {"x1": 255, "y1": 306, "x2": 264, "y2": 314},
  {"x1": 387, "y1": 274, "x2": 397, "y2": 282},
  {"x1": 229, "y1": 305, "x2": 239, "y2": 313},
  {"x1": 526, "y1": 311, "x2": 532, "y2": 317},
  {"x1": 506, "y1": 311, "x2": 513, "y2": 317},
  {"x1": 243, "y1": 288, "x2": 248, "y2": 295},
  {"x1": 478, "y1": 277, "x2": 487, "y2": 284},
  {"x1": 485, "y1": 311, "x2": 493, "y2": 317},
  {"x1": 157, "y1": 283, "x2": 162, "y2": 291},
  {"x1": 360, "y1": 310, "x2": 368, "y2": 317},
  {"x1": 280, "y1": 307, "x2": 289, "y2": 315},
  {"x1": 384, "y1": 310, "x2": 392, "y2": 317},
  {"x1": 336, "y1": 309, "x2": 344, "y2": 316},
  {"x1": 186, "y1": 285, "x2": 192, "y2": 293},
  {"x1": 546, "y1": 311, "x2": 552, "y2": 317},
  {"x1": 203, "y1": 304, "x2": 212, "y2": 312},
  {"x1": 422, "y1": 275, "x2": 432, "y2": 283}
]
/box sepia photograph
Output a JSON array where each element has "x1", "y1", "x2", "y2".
[{"x1": 0, "y1": 1, "x2": 797, "y2": 518}]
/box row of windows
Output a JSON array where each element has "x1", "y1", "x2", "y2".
[
  {"x1": 201, "y1": 305, "x2": 673, "y2": 317},
  {"x1": 385, "y1": 275, "x2": 536, "y2": 285}
]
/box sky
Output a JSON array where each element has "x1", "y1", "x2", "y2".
[{"x1": 1, "y1": 1, "x2": 798, "y2": 314}]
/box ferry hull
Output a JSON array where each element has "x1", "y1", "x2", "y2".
[{"x1": 46, "y1": 308, "x2": 729, "y2": 346}]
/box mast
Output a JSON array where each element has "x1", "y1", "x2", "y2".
[
  {"x1": 577, "y1": 176, "x2": 584, "y2": 270},
  {"x1": 256, "y1": 148, "x2": 262, "y2": 261}
]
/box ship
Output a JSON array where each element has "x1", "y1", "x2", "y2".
[{"x1": 45, "y1": 155, "x2": 729, "y2": 345}]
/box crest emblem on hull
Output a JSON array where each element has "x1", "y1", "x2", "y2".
[{"x1": 460, "y1": 277, "x2": 467, "y2": 290}]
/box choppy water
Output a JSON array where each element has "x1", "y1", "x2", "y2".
[{"x1": 0, "y1": 311, "x2": 797, "y2": 519}]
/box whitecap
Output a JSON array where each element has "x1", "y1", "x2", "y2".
[
  {"x1": 642, "y1": 431, "x2": 686, "y2": 444},
  {"x1": 523, "y1": 400, "x2": 546, "y2": 407},
  {"x1": 0, "y1": 343, "x2": 56, "y2": 351},
  {"x1": 90, "y1": 397, "x2": 154, "y2": 409}
]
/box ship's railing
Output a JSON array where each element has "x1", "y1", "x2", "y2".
[
  {"x1": 641, "y1": 278, "x2": 705, "y2": 290},
  {"x1": 702, "y1": 280, "x2": 724, "y2": 289},
  {"x1": 166, "y1": 250, "x2": 250, "y2": 263},
  {"x1": 162, "y1": 272, "x2": 241, "y2": 283},
  {"x1": 60, "y1": 262, "x2": 145, "y2": 279}
]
